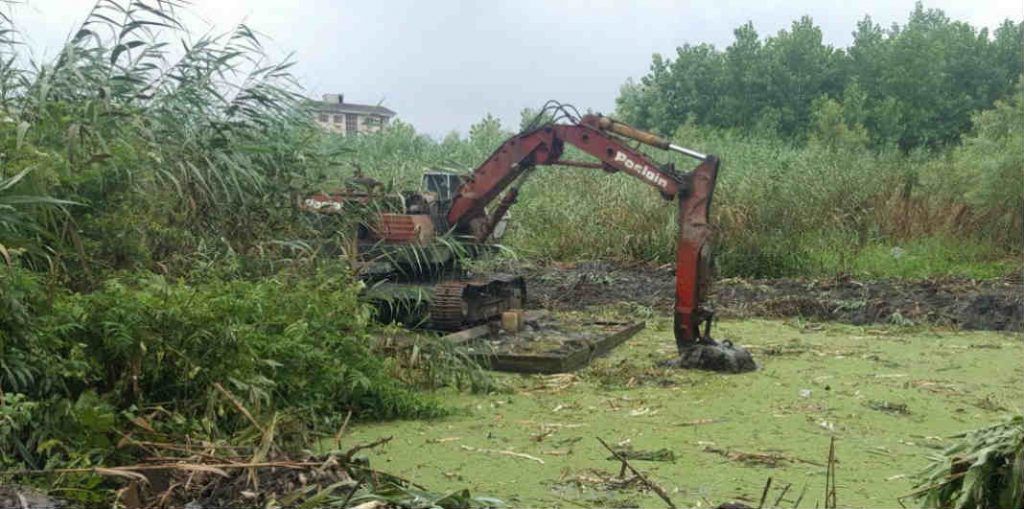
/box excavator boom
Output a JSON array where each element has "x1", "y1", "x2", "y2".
[{"x1": 445, "y1": 113, "x2": 728, "y2": 354}]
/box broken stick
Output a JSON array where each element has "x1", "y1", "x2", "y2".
[
  {"x1": 343, "y1": 435, "x2": 393, "y2": 463},
  {"x1": 597, "y1": 437, "x2": 676, "y2": 509},
  {"x1": 459, "y1": 445, "x2": 545, "y2": 464}
]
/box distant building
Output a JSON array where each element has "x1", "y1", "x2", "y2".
[{"x1": 312, "y1": 93, "x2": 396, "y2": 135}]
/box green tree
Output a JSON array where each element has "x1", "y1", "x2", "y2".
[
  {"x1": 719, "y1": 22, "x2": 767, "y2": 130},
  {"x1": 848, "y1": 4, "x2": 1022, "y2": 148},
  {"x1": 760, "y1": 17, "x2": 844, "y2": 137},
  {"x1": 618, "y1": 4, "x2": 1022, "y2": 149},
  {"x1": 946, "y1": 80, "x2": 1023, "y2": 244}
]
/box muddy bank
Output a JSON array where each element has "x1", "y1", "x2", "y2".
[{"x1": 520, "y1": 262, "x2": 1023, "y2": 331}]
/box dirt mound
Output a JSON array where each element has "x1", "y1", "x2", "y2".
[{"x1": 522, "y1": 262, "x2": 1023, "y2": 331}]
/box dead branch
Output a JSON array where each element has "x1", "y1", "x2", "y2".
[
  {"x1": 758, "y1": 477, "x2": 772, "y2": 508},
  {"x1": 459, "y1": 445, "x2": 545, "y2": 464},
  {"x1": 597, "y1": 437, "x2": 676, "y2": 509},
  {"x1": 343, "y1": 435, "x2": 394, "y2": 463},
  {"x1": 5, "y1": 460, "x2": 323, "y2": 477},
  {"x1": 213, "y1": 382, "x2": 265, "y2": 435},
  {"x1": 333, "y1": 409, "x2": 354, "y2": 450}
]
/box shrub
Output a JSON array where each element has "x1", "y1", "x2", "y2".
[
  {"x1": 0, "y1": 1, "x2": 338, "y2": 283},
  {"x1": 48, "y1": 270, "x2": 442, "y2": 421},
  {"x1": 1, "y1": 263, "x2": 442, "y2": 470}
]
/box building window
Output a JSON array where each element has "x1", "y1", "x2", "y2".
[
  {"x1": 346, "y1": 114, "x2": 357, "y2": 135},
  {"x1": 318, "y1": 113, "x2": 328, "y2": 123},
  {"x1": 333, "y1": 114, "x2": 344, "y2": 124},
  {"x1": 365, "y1": 116, "x2": 382, "y2": 128}
]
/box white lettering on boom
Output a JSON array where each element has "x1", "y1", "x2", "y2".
[{"x1": 613, "y1": 151, "x2": 669, "y2": 189}]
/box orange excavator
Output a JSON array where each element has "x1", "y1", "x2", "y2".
[{"x1": 305, "y1": 102, "x2": 754, "y2": 372}]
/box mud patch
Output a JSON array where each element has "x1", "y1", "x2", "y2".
[
  {"x1": 452, "y1": 312, "x2": 644, "y2": 374},
  {"x1": 520, "y1": 262, "x2": 1023, "y2": 331}
]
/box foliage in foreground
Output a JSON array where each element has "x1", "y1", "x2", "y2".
[
  {"x1": 912, "y1": 415, "x2": 1024, "y2": 509},
  {"x1": 0, "y1": 1, "x2": 459, "y2": 490},
  {"x1": 0, "y1": 5, "x2": 500, "y2": 499},
  {"x1": 1, "y1": 263, "x2": 445, "y2": 471}
]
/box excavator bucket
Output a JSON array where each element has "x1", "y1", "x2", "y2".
[{"x1": 670, "y1": 156, "x2": 756, "y2": 373}]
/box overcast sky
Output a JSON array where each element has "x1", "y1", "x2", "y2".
[{"x1": 10, "y1": 0, "x2": 1023, "y2": 137}]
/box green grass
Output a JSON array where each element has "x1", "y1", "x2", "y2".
[
  {"x1": 816, "y1": 237, "x2": 1018, "y2": 280},
  {"x1": 329, "y1": 118, "x2": 1020, "y2": 279},
  {"x1": 340, "y1": 316, "x2": 1024, "y2": 508}
]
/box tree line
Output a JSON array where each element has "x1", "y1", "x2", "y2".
[{"x1": 616, "y1": 4, "x2": 1022, "y2": 149}]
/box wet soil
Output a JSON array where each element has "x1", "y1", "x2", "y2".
[
  {"x1": 520, "y1": 262, "x2": 1023, "y2": 331},
  {"x1": 466, "y1": 313, "x2": 598, "y2": 356}
]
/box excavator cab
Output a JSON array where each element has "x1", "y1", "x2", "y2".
[
  {"x1": 422, "y1": 169, "x2": 509, "y2": 241},
  {"x1": 422, "y1": 170, "x2": 462, "y2": 204}
]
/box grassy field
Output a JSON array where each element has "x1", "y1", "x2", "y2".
[
  {"x1": 342, "y1": 316, "x2": 1023, "y2": 508},
  {"x1": 328, "y1": 105, "x2": 1021, "y2": 279}
]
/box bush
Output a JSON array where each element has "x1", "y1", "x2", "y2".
[
  {"x1": 918, "y1": 81, "x2": 1024, "y2": 247},
  {"x1": 0, "y1": 263, "x2": 442, "y2": 470},
  {"x1": 53, "y1": 269, "x2": 442, "y2": 419},
  {"x1": 0, "y1": 1, "x2": 338, "y2": 284}
]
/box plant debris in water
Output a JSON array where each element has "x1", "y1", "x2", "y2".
[
  {"x1": 910, "y1": 414, "x2": 1024, "y2": 509},
  {"x1": 607, "y1": 446, "x2": 677, "y2": 463},
  {"x1": 466, "y1": 313, "x2": 599, "y2": 356},
  {"x1": 4, "y1": 437, "x2": 503, "y2": 509},
  {"x1": 867, "y1": 400, "x2": 912, "y2": 415}
]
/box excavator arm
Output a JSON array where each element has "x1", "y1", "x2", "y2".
[{"x1": 445, "y1": 114, "x2": 724, "y2": 354}]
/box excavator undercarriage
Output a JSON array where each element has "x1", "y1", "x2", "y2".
[{"x1": 429, "y1": 276, "x2": 526, "y2": 330}]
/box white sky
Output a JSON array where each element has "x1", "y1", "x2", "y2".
[{"x1": 10, "y1": 0, "x2": 1023, "y2": 137}]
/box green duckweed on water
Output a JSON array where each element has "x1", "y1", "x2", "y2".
[{"x1": 341, "y1": 318, "x2": 1023, "y2": 508}]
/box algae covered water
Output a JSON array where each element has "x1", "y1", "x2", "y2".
[{"x1": 342, "y1": 319, "x2": 1022, "y2": 508}]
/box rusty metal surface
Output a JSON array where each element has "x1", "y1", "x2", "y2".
[
  {"x1": 673, "y1": 157, "x2": 719, "y2": 352},
  {"x1": 428, "y1": 276, "x2": 526, "y2": 331},
  {"x1": 430, "y1": 280, "x2": 469, "y2": 330},
  {"x1": 594, "y1": 115, "x2": 671, "y2": 149},
  {"x1": 376, "y1": 213, "x2": 435, "y2": 245},
  {"x1": 445, "y1": 116, "x2": 689, "y2": 241}
]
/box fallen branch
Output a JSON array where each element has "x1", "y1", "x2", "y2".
[
  {"x1": 5, "y1": 460, "x2": 321, "y2": 477},
  {"x1": 597, "y1": 437, "x2": 676, "y2": 509},
  {"x1": 703, "y1": 446, "x2": 824, "y2": 467},
  {"x1": 343, "y1": 435, "x2": 394, "y2": 463},
  {"x1": 213, "y1": 382, "x2": 265, "y2": 435},
  {"x1": 758, "y1": 477, "x2": 772, "y2": 508},
  {"x1": 677, "y1": 418, "x2": 721, "y2": 427},
  {"x1": 459, "y1": 445, "x2": 545, "y2": 464},
  {"x1": 333, "y1": 409, "x2": 353, "y2": 450}
]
